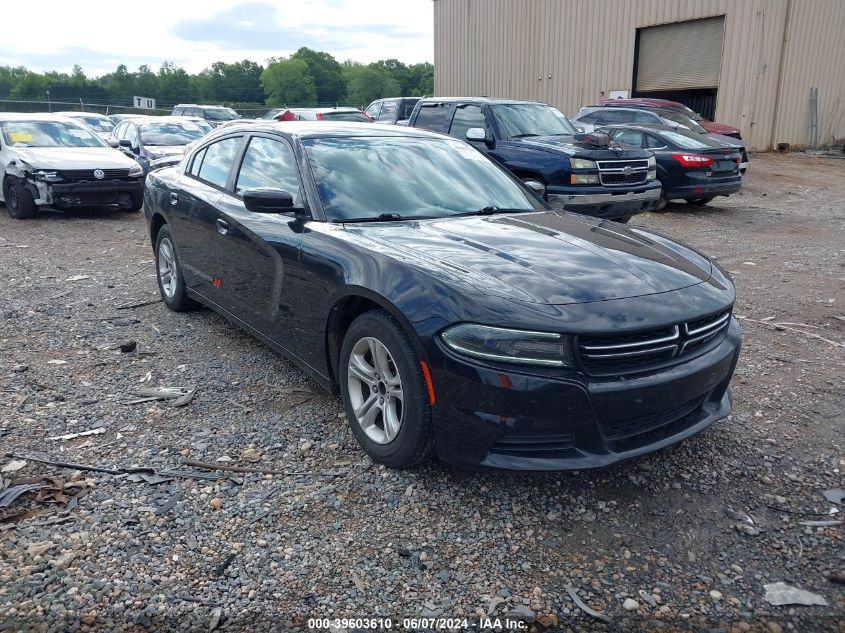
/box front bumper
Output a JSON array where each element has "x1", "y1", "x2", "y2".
[
  {"x1": 429, "y1": 317, "x2": 741, "y2": 471},
  {"x1": 547, "y1": 184, "x2": 661, "y2": 219},
  {"x1": 35, "y1": 179, "x2": 144, "y2": 207}
]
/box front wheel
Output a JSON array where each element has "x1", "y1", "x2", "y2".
[
  {"x1": 125, "y1": 190, "x2": 144, "y2": 212},
  {"x1": 340, "y1": 310, "x2": 434, "y2": 469},
  {"x1": 155, "y1": 225, "x2": 196, "y2": 312},
  {"x1": 3, "y1": 178, "x2": 37, "y2": 219}
]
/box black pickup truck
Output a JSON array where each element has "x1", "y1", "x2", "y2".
[{"x1": 407, "y1": 97, "x2": 661, "y2": 221}]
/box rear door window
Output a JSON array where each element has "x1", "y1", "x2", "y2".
[
  {"x1": 365, "y1": 102, "x2": 381, "y2": 119},
  {"x1": 125, "y1": 124, "x2": 139, "y2": 149},
  {"x1": 196, "y1": 136, "x2": 243, "y2": 189},
  {"x1": 448, "y1": 105, "x2": 487, "y2": 140},
  {"x1": 633, "y1": 111, "x2": 661, "y2": 124},
  {"x1": 413, "y1": 103, "x2": 450, "y2": 132},
  {"x1": 189, "y1": 147, "x2": 208, "y2": 177}
]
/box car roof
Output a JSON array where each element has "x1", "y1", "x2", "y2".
[
  {"x1": 290, "y1": 107, "x2": 365, "y2": 114},
  {"x1": 53, "y1": 111, "x2": 110, "y2": 119},
  {"x1": 417, "y1": 97, "x2": 546, "y2": 106},
  {"x1": 598, "y1": 98, "x2": 683, "y2": 107},
  {"x1": 129, "y1": 115, "x2": 209, "y2": 125},
  {"x1": 201, "y1": 120, "x2": 452, "y2": 141},
  {"x1": 174, "y1": 104, "x2": 234, "y2": 110},
  {"x1": 0, "y1": 112, "x2": 85, "y2": 123}
]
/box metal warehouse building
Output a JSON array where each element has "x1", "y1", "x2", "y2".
[{"x1": 433, "y1": 0, "x2": 845, "y2": 150}]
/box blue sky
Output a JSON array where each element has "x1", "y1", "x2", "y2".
[{"x1": 0, "y1": 0, "x2": 433, "y2": 76}]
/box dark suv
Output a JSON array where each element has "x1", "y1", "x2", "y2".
[
  {"x1": 365, "y1": 97, "x2": 421, "y2": 125},
  {"x1": 170, "y1": 104, "x2": 239, "y2": 127},
  {"x1": 407, "y1": 98, "x2": 661, "y2": 221}
]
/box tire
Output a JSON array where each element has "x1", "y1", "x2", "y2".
[
  {"x1": 125, "y1": 190, "x2": 143, "y2": 212},
  {"x1": 685, "y1": 197, "x2": 715, "y2": 206},
  {"x1": 3, "y1": 178, "x2": 37, "y2": 219},
  {"x1": 154, "y1": 224, "x2": 197, "y2": 312},
  {"x1": 654, "y1": 192, "x2": 668, "y2": 212},
  {"x1": 340, "y1": 310, "x2": 435, "y2": 469}
]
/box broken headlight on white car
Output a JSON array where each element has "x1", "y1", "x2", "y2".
[
  {"x1": 128, "y1": 164, "x2": 144, "y2": 177},
  {"x1": 35, "y1": 170, "x2": 63, "y2": 182}
]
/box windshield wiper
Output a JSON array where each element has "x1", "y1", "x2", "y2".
[
  {"x1": 510, "y1": 133, "x2": 540, "y2": 139},
  {"x1": 335, "y1": 213, "x2": 435, "y2": 223},
  {"x1": 449, "y1": 206, "x2": 533, "y2": 218}
]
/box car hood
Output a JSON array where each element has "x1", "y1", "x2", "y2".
[
  {"x1": 144, "y1": 145, "x2": 187, "y2": 157},
  {"x1": 8, "y1": 146, "x2": 139, "y2": 170},
  {"x1": 343, "y1": 211, "x2": 713, "y2": 305},
  {"x1": 699, "y1": 120, "x2": 741, "y2": 136},
  {"x1": 510, "y1": 135, "x2": 651, "y2": 159}
]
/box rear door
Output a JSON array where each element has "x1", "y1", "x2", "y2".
[
  {"x1": 168, "y1": 135, "x2": 244, "y2": 297},
  {"x1": 212, "y1": 134, "x2": 305, "y2": 343}
]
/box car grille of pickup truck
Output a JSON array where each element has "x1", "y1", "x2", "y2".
[
  {"x1": 596, "y1": 159, "x2": 650, "y2": 187},
  {"x1": 575, "y1": 310, "x2": 731, "y2": 377}
]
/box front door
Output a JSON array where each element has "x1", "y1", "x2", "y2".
[{"x1": 212, "y1": 134, "x2": 304, "y2": 346}]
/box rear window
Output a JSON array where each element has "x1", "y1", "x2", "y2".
[
  {"x1": 414, "y1": 103, "x2": 449, "y2": 132},
  {"x1": 397, "y1": 99, "x2": 419, "y2": 121},
  {"x1": 321, "y1": 111, "x2": 371, "y2": 122},
  {"x1": 204, "y1": 108, "x2": 239, "y2": 121}
]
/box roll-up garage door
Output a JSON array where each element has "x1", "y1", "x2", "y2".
[{"x1": 636, "y1": 16, "x2": 726, "y2": 92}]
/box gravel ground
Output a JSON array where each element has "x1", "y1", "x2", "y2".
[{"x1": 1, "y1": 151, "x2": 843, "y2": 632}]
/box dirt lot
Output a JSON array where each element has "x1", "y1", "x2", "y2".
[{"x1": 1, "y1": 152, "x2": 843, "y2": 632}]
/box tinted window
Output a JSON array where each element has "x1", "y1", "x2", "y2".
[
  {"x1": 491, "y1": 104, "x2": 577, "y2": 139},
  {"x1": 599, "y1": 110, "x2": 633, "y2": 124},
  {"x1": 321, "y1": 111, "x2": 371, "y2": 122},
  {"x1": 646, "y1": 134, "x2": 667, "y2": 149},
  {"x1": 377, "y1": 100, "x2": 397, "y2": 122},
  {"x1": 303, "y1": 136, "x2": 543, "y2": 221},
  {"x1": 633, "y1": 111, "x2": 660, "y2": 124},
  {"x1": 235, "y1": 137, "x2": 300, "y2": 203},
  {"x1": 576, "y1": 111, "x2": 601, "y2": 124},
  {"x1": 397, "y1": 99, "x2": 419, "y2": 120},
  {"x1": 613, "y1": 129, "x2": 644, "y2": 147},
  {"x1": 172, "y1": 107, "x2": 185, "y2": 115},
  {"x1": 204, "y1": 108, "x2": 239, "y2": 121},
  {"x1": 197, "y1": 137, "x2": 242, "y2": 188},
  {"x1": 139, "y1": 121, "x2": 206, "y2": 146},
  {"x1": 448, "y1": 105, "x2": 487, "y2": 140},
  {"x1": 659, "y1": 130, "x2": 722, "y2": 150},
  {"x1": 414, "y1": 103, "x2": 449, "y2": 132},
  {"x1": 189, "y1": 147, "x2": 208, "y2": 177}
]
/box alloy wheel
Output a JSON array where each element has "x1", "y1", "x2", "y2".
[
  {"x1": 347, "y1": 336, "x2": 404, "y2": 444},
  {"x1": 157, "y1": 238, "x2": 178, "y2": 299}
]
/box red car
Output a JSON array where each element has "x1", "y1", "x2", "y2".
[
  {"x1": 268, "y1": 107, "x2": 373, "y2": 123},
  {"x1": 596, "y1": 98, "x2": 741, "y2": 139}
]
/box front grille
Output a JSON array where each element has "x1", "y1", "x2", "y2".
[
  {"x1": 488, "y1": 432, "x2": 574, "y2": 459},
  {"x1": 605, "y1": 395, "x2": 708, "y2": 452},
  {"x1": 596, "y1": 159, "x2": 650, "y2": 187},
  {"x1": 600, "y1": 172, "x2": 648, "y2": 185},
  {"x1": 60, "y1": 169, "x2": 132, "y2": 182},
  {"x1": 576, "y1": 311, "x2": 731, "y2": 377}
]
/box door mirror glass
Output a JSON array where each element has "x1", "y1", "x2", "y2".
[
  {"x1": 107, "y1": 138, "x2": 119, "y2": 148},
  {"x1": 118, "y1": 139, "x2": 132, "y2": 148},
  {"x1": 243, "y1": 188, "x2": 299, "y2": 214},
  {"x1": 466, "y1": 127, "x2": 487, "y2": 142}
]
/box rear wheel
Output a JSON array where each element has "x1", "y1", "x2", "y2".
[
  {"x1": 685, "y1": 197, "x2": 715, "y2": 206},
  {"x1": 654, "y1": 192, "x2": 668, "y2": 212},
  {"x1": 155, "y1": 224, "x2": 196, "y2": 312},
  {"x1": 3, "y1": 178, "x2": 37, "y2": 219},
  {"x1": 340, "y1": 310, "x2": 434, "y2": 469}
]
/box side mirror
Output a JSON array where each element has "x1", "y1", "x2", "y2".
[
  {"x1": 466, "y1": 127, "x2": 488, "y2": 142},
  {"x1": 118, "y1": 139, "x2": 132, "y2": 148},
  {"x1": 107, "y1": 138, "x2": 119, "y2": 148},
  {"x1": 243, "y1": 188, "x2": 308, "y2": 218}
]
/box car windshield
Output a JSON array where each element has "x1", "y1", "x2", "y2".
[
  {"x1": 0, "y1": 120, "x2": 105, "y2": 147},
  {"x1": 659, "y1": 110, "x2": 707, "y2": 134},
  {"x1": 303, "y1": 136, "x2": 543, "y2": 221},
  {"x1": 75, "y1": 116, "x2": 114, "y2": 133},
  {"x1": 204, "y1": 108, "x2": 239, "y2": 121},
  {"x1": 491, "y1": 104, "x2": 577, "y2": 139},
  {"x1": 140, "y1": 121, "x2": 208, "y2": 146},
  {"x1": 320, "y1": 111, "x2": 371, "y2": 122},
  {"x1": 659, "y1": 129, "x2": 725, "y2": 150}
]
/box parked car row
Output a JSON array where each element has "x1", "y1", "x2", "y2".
[{"x1": 141, "y1": 120, "x2": 742, "y2": 471}]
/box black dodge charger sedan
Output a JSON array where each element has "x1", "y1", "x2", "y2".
[{"x1": 143, "y1": 122, "x2": 741, "y2": 471}]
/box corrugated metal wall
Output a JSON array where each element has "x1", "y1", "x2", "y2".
[{"x1": 433, "y1": 0, "x2": 845, "y2": 150}]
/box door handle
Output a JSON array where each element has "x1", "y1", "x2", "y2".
[
  {"x1": 216, "y1": 218, "x2": 229, "y2": 235},
  {"x1": 169, "y1": 192, "x2": 178, "y2": 206}
]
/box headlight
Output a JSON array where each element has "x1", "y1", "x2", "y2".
[
  {"x1": 569, "y1": 157, "x2": 597, "y2": 169},
  {"x1": 440, "y1": 324, "x2": 573, "y2": 368},
  {"x1": 570, "y1": 173, "x2": 600, "y2": 184},
  {"x1": 647, "y1": 155, "x2": 656, "y2": 167},
  {"x1": 35, "y1": 170, "x2": 62, "y2": 182},
  {"x1": 128, "y1": 164, "x2": 144, "y2": 177},
  {"x1": 647, "y1": 169, "x2": 657, "y2": 181}
]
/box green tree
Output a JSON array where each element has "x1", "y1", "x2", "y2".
[
  {"x1": 135, "y1": 65, "x2": 158, "y2": 98},
  {"x1": 261, "y1": 58, "x2": 316, "y2": 106},
  {"x1": 98, "y1": 65, "x2": 137, "y2": 103},
  {"x1": 407, "y1": 62, "x2": 434, "y2": 96},
  {"x1": 342, "y1": 62, "x2": 400, "y2": 107},
  {"x1": 157, "y1": 61, "x2": 195, "y2": 104},
  {"x1": 291, "y1": 47, "x2": 345, "y2": 104},
  {"x1": 371, "y1": 59, "x2": 410, "y2": 94},
  {"x1": 10, "y1": 70, "x2": 48, "y2": 99}
]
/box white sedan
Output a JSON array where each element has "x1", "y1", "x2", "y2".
[{"x1": 1, "y1": 113, "x2": 144, "y2": 219}]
